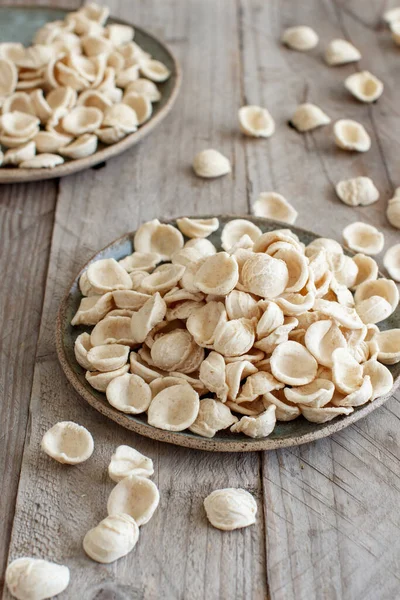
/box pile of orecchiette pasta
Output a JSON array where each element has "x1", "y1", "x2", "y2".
[
  {"x1": 0, "y1": 2, "x2": 169, "y2": 169},
  {"x1": 70, "y1": 216, "x2": 399, "y2": 439}
]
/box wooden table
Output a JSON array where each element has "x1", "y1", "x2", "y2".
[{"x1": 1, "y1": 1, "x2": 400, "y2": 598}]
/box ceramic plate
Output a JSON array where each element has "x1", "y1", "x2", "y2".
[
  {"x1": 56, "y1": 216, "x2": 400, "y2": 452},
  {"x1": 0, "y1": 5, "x2": 181, "y2": 184}
]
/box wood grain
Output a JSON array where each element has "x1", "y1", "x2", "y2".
[{"x1": 2, "y1": 0, "x2": 400, "y2": 599}]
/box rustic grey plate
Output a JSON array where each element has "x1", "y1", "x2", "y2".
[
  {"x1": 0, "y1": 5, "x2": 181, "y2": 184},
  {"x1": 56, "y1": 216, "x2": 400, "y2": 452}
]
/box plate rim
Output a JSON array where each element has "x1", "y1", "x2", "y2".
[
  {"x1": 55, "y1": 215, "x2": 400, "y2": 452},
  {"x1": 0, "y1": 4, "x2": 182, "y2": 184}
]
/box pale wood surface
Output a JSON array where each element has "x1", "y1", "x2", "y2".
[{"x1": 1, "y1": 0, "x2": 400, "y2": 599}]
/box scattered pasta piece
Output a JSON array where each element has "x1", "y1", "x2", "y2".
[
  {"x1": 344, "y1": 71, "x2": 383, "y2": 103},
  {"x1": 335, "y1": 177, "x2": 379, "y2": 207},
  {"x1": 238, "y1": 105, "x2": 275, "y2": 138},
  {"x1": 290, "y1": 103, "x2": 330, "y2": 132},
  {"x1": 333, "y1": 119, "x2": 371, "y2": 152},
  {"x1": 204, "y1": 488, "x2": 257, "y2": 530},
  {"x1": 281, "y1": 26, "x2": 319, "y2": 51},
  {"x1": 342, "y1": 222, "x2": 384, "y2": 256},
  {"x1": 253, "y1": 192, "x2": 298, "y2": 224},
  {"x1": 324, "y1": 38, "x2": 361, "y2": 65},
  {"x1": 192, "y1": 149, "x2": 231, "y2": 178}
]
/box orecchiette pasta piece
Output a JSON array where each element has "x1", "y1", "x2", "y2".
[
  {"x1": 83, "y1": 514, "x2": 139, "y2": 564},
  {"x1": 147, "y1": 384, "x2": 200, "y2": 431},
  {"x1": 33, "y1": 130, "x2": 72, "y2": 153},
  {"x1": 225, "y1": 290, "x2": 260, "y2": 320},
  {"x1": 194, "y1": 252, "x2": 239, "y2": 295},
  {"x1": 71, "y1": 292, "x2": 114, "y2": 326},
  {"x1": 225, "y1": 360, "x2": 258, "y2": 401},
  {"x1": 253, "y1": 229, "x2": 303, "y2": 254},
  {"x1": 2, "y1": 110, "x2": 39, "y2": 138},
  {"x1": 113, "y1": 290, "x2": 151, "y2": 310},
  {"x1": 344, "y1": 71, "x2": 383, "y2": 103},
  {"x1": 166, "y1": 299, "x2": 205, "y2": 321},
  {"x1": 140, "y1": 59, "x2": 170, "y2": 82},
  {"x1": 87, "y1": 344, "x2": 129, "y2": 372},
  {"x1": 189, "y1": 398, "x2": 238, "y2": 438},
  {"x1": 256, "y1": 301, "x2": 284, "y2": 339},
  {"x1": 5, "y1": 558, "x2": 70, "y2": 600},
  {"x1": 236, "y1": 371, "x2": 284, "y2": 403},
  {"x1": 238, "y1": 105, "x2": 275, "y2": 138},
  {"x1": 86, "y1": 258, "x2": 132, "y2": 293},
  {"x1": 199, "y1": 351, "x2": 229, "y2": 401},
  {"x1": 325, "y1": 38, "x2": 361, "y2": 65},
  {"x1": 221, "y1": 219, "x2": 262, "y2": 252},
  {"x1": 130, "y1": 292, "x2": 167, "y2": 343},
  {"x1": 204, "y1": 488, "x2": 257, "y2": 530},
  {"x1": 61, "y1": 105, "x2": 102, "y2": 135},
  {"x1": 91, "y1": 315, "x2": 136, "y2": 346},
  {"x1": 108, "y1": 445, "x2": 154, "y2": 482},
  {"x1": 151, "y1": 329, "x2": 202, "y2": 372},
  {"x1": 60, "y1": 133, "x2": 98, "y2": 159},
  {"x1": 271, "y1": 246, "x2": 309, "y2": 292},
  {"x1": 290, "y1": 103, "x2": 330, "y2": 132},
  {"x1": 20, "y1": 153, "x2": 64, "y2": 169},
  {"x1": 333, "y1": 119, "x2": 371, "y2": 152},
  {"x1": 374, "y1": 329, "x2": 400, "y2": 365},
  {"x1": 2, "y1": 141, "x2": 36, "y2": 166},
  {"x1": 185, "y1": 237, "x2": 217, "y2": 256},
  {"x1": 363, "y1": 359, "x2": 394, "y2": 400},
  {"x1": 252, "y1": 192, "x2": 298, "y2": 224},
  {"x1": 226, "y1": 397, "x2": 265, "y2": 416},
  {"x1": 2, "y1": 91, "x2": 35, "y2": 115},
  {"x1": 186, "y1": 300, "x2": 227, "y2": 347},
  {"x1": 281, "y1": 26, "x2": 319, "y2": 51},
  {"x1": 41, "y1": 421, "x2": 94, "y2": 465},
  {"x1": 140, "y1": 264, "x2": 185, "y2": 294},
  {"x1": 313, "y1": 299, "x2": 364, "y2": 329},
  {"x1": 231, "y1": 405, "x2": 276, "y2": 438},
  {"x1": 351, "y1": 254, "x2": 378, "y2": 289},
  {"x1": 255, "y1": 317, "x2": 298, "y2": 353},
  {"x1": 130, "y1": 352, "x2": 166, "y2": 383},
  {"x1": 263, "y1": 390, "x2": 301, "y2": 421},
  {"x1": 74, "y1": 332, "x2": 93, "y2": 370},
  {"x1": 125, "y1": 78, "x2": 161, "y2": 102},
  {"x1": 335, "y1": 177, "x2": 379, "y2": 207},
  {"x1": 134, "y1": 220, "x2": 184, "y2": 260},
  {"x1": 383, "y1": 7, "x2": 400, "y2": 24},
  {"x1": 300, "y1": 405, "x2": 353, "y2": 423},
  {"x1": 284, "y1": 379, "x2": 334, "y2": 408},
  {"x1": 355, "y1": 278, "x2": 399, "y2": 315},
  {"x1": 304, "y1": 319, "x2": 347, "y2": 367},
  {"x1": 176, "y1": 217, "x2": 219, "y2": 239},
  {"x1": 387, "y1": 196, "x2": 400, "y2": 229},
  {"x1": 276, "y1": 291, "x2": 315, "y2": 316},
  {"x1": 332, "y1": 347, "x2": 363, "y2": 394},
  {"x1": 106, "y1": 373, "x2": 152, "y2": 414},
  {"x1": 192, "y1": 149, "x2": 231, "y2": 178},
  {"x1": 331, "y1": 375, "x2": 373, "y2": 407},
  {"x1": 270, "y1": 340, "x2": 318, "y2": 386},
  {"x1": 383, "y1": 244, "x2": 400, "y2": 282},
  {"x1": 86, "y1": 364, "x2": 130, "y2": 392},
  {"x1": 241, "y1": 253, "x2": 289, "y2": 298},
  {"x1": 149, "y1": 376, "x2": 189, "y2": 397},
  {"x1": 107, "y1": 475, "x2": 160, "y2": 526},
  {"x1": 213, "y1": 317, "x2": 256, "y2": 357}
]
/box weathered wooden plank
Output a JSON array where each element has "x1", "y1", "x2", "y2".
[
  {"x1": 0, "y1": 0, "x2": 82, "y2": 592},
  {"x1": 3, "y1": 1, "x2": 266, "y2": 599},
  {"x1": 238, "y1": 0, "x2": 400, "y2": 598}
]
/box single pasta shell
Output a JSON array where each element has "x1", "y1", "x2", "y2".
[
  {"x1": 342, "y1": 222, "x2": 384, "y2": 255},
  {"x1": 192, "y1": 149, "x2": 231, "y2": 178},
  {"x1": 255, "y1": 317, "x2": 298, "y2": 353},
  {"x1": 47, "y1": 86, "x2": 77, "y2": 112},
  {"x1": 82, "y1": 34, "x2": 114, "y2": 57},
  {"x1": 241, "y1": 253, "x2": 289, "y2": 298},
  {"x1": 77, "y1": 89, "x2": 112, "y2": 112},
  {"x1": 225, "y1": 290, "x2": 260, "y2": 320},
  {"x1": 96, "y1": 125, "x2": 127, "y2": 144},
  {"x1": 130, "y1": 352, "x2": 166, "y2": 383},
  {"x1": 270, "y1": 246, "x2": 308, "y2": 292},
  {"x1": 119, "y1": 251, "x2": 160, "y2": 273},
  {"x1": 335, "y1": 176, "x2": 379, "y2": 207},
  {"x1": 284, "y1": 379, "x2": 335, "y2": 408},
  {"x1": 213, "y1": 317, "x2": 256, "y2": 357},
  {"x1": 256, "y1": 301, "x2": 284, "y2": 338},
  {"x1": 83, "y1": 514, "x2": 139, "y2": 564},
  {"x1": 384, "y1": 7, "x2": 400, "y2": 24},
  {"x1": 387, "y1": 197, "x2": 400, "y2": 229},
  {"x1": 56, "y1": 61, "x2": 91, "y2": 91},
  {"x1": 194, "y1": 252, "x2": 239, "y2": 295},
  {"x1": 106, "y1": 373, "x2": 152, "y2": 414},
  {"x1": 263, "y1": 390, "x2": 301, "y2": 421},
  {"x1": 325, "y1": 38, "x2": 361, "y2": 65},
  {"x1": 226, "y1": 360, "x2": 257, "y2": 401},
  {"x1": 187, "y1": 300, "x2": 227, "y2": 347},
  {"x1": 91, "y1": 315, "x2": 137, "y2": 346},
  {"x1": 108, "y1": 445, "x2": 154, "y2": 482},
  {"x1": 3, "y1": 141, "x2": 36, "y2": 166},
  {"x1": 106, "y1": 23, "x2": 135, "y2": 45},
  {"x1": 383, "y1": 244, "x2": 400, "y2": 282},
  {"x1": 41, "y1": 421, "x2": 94, "y2": 464},
  {"x1": 333, "y1": 119, "x2": 371, "y2": 152},
  {"x1": 176, "y1": 217, "x2": 219, "y2": 239},
  {"x1": 5, "y1": 558, "x2": 70, "y2": 600},
  {"x1": 150, "y1": 329, "x2": 196, "y2": 371},
  {"x1": 0, "y1": 42, "x2": 25, "y2": 63},
  {"x1": 123, "y1": 92, "x2": 152, "y2": 124},
  {"x1": 344, "y1": 71, "x2": 383, "y2": 103},
  {"x1": 236, "y1": 371, "x2": 284, "y2": 403},
  {"x1": 30, "y1": 89, "x2": 53, "y2": 123},
  {"x1": 60, "y1": 133, "x2": 98, "y2": 159},
  {"x1": 204, "y1": 488, "x2": 257, "y2": 530},
  {"x1": 134, "y1": 219, "x2": 184, "y2": 260},
  {"x1": 140, "y1": 263, "x2": 185, "y2": 294},
  {"x1": 130, "y1": 292, "x2": 167, "y2": 343},
  {"x1": 2, "y1": 91, "x2": 35, "y2": 116},
  {"x1": 331, "y1": 375, "x2": 373, "y2": 407},
  {"x1": 147, "y1": 383, "x2": 200, "y2": 431},
  {"x1": 199, "y1": 351, "x2": 229, "y2": 402},
  {"x1": 238, "y1": 105, "x2": 275, "y2": 138},
  {"x1": 2, "y1": 110, "x2": 40, "y2": 138},
  {"x1": 86, "y1": 258, "x2": 132, "y2": 293},
  {"x1": 281, "y1": 26, "x2": 319, "y2": 51},
  {"x1": 230, "y1": 405, "x2": 276, "y2": 438},
  {"x1": 102, "y1": 103, "x2": 139, "y2": 133},
  {"x1": 221, "y1": 219, "x2": 262, "y2": 252},
  {"x1": 189, "y1": 398, "x2": 238, "y2": 438},
  {"x1": 71, "y1": 292, "x2": 114, "y2": 326},
  {"x1": 332, "y1": 347, "x2": 363, "y2": 394},
  {"x1": 62, "y1": 106, "x2": 103, "y2": 135},
  {"x1": 363, "y1": 359, "x2": 394, "y2": 400},
  {"x1": 270, "y1": 340, "x2": 318, "y2": 386},
  {"x1": 140, "y1": 59, "x2": 170, "y2": 82},
  {"x1": 300, "y1": 405, "x2": 353, "y2": 423},
  {"x1": 113, "y1": 290, "x2": 151, "y2": 310},
  {"x1": 107, "y1": 475, "x2": 160, "y2": 526},
  {"x1": 125, "y1": 78, "x2": 161, "y2": 102},
  {"x1": 150, "y1": 376, "x2": 189, "y2": 398},
  {"x1": 116, "y1": 65, "x2": 140, "y2": 88},
  {"x1": 290, "y1": 103, "x2": 331, "y2": 132},
  {"x1": 0, "y1": 58, "x2": 17, "y2": 96},
  {"x1": 86, "y1": 364, "x2": 130, "y2": 392},
  {"x1": 304, "y1": 319, "x2": 347, "y2": 367},
  {"x1": 74, "y1": 332, "x2": 93, "y2": 370},
  {"x1": 34, "y1": 130, "x2": 73, "y2": 153},
  {"x1": 86, "y1": 344, "x2": 129, "y2": 372},
  {"x1": 19, "y1": 153, "x2": 64, "y2": 169},
  {"x1": 374, "y1": 329, "x2": 400, "y2": 365},
  {"x1": 253, "y1": 192, "x2": 298, "y2": 224},
  {"x1": 313, "y1": 298, "x2": 364, "y2": 329}
]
